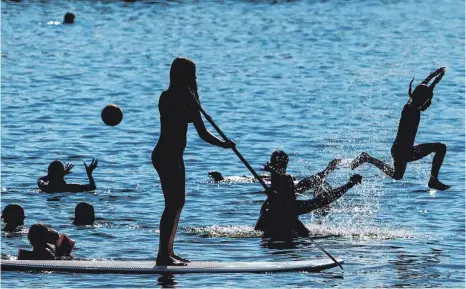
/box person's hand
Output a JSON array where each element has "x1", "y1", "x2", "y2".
[
  {"x1": 63, "y1": 163, "x2": 74, "y2": 175},
  {"x1": 84, "y1": 159, "x2": 98, "y2": 175},
  {"x1": 222, "y1": 140, "x2": 236, "y2": 149},
  {"x1": 349, "y1": 174, "x2": 363, "y2": 185},
  {"x1": 326, "y1": 159, "x2": 341, "y2": 170}
]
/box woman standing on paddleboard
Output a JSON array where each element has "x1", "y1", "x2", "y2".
[{"x1": 152, "y1": 57, "x2": 234, "y2": 266}]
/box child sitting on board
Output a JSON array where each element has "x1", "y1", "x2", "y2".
[
  {"x1": 255, "y1": 150, "x2": 362, "y2": 240},
  {"x1": 37, "y1": 159, "x2": 98, "y2": 193},
  {"x1": 351, "y1": 67, "x2": 450, "y2": 191},
  {"x1": 18, "y1": 223, "x2": 75, "y2": 260}
]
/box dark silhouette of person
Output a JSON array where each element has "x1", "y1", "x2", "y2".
[
  {"x1": 73, "y1": 202, "x2": 95, "y2": 226},
  {"x1": 18, "y1": 223, "x2": 75, "y2": 260},
  {"x1": 152, "y1": 57, "x2": 235, "y2": 266},
  {"x1": 255, "y1": 151, "x2": 362, "y2": 240},
  {"x1": 1, "y1": 204, "x2": 25, "y2": 232},
  {"x1": 63, "y1": 12, "x2": 75, "y2": 24},
  {"x1": 351, "y1": 67, "x2": 450, "y2": 191},
  {"x1": 37, "y1": 159, "x2": 98, "y2": 193}
]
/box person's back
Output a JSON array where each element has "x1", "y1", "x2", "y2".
[{"x1": 393, "y1": 103, "x2": 420, "y2": 150}]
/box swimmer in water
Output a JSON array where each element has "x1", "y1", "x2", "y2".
[
  {"x1": 1, "y1": 204, "x2": 25, "y2": 232},
  {"x1": 255, "y1": 150, "x2": 363, "y2": 240},
  {"x1": 18, "y1": 223, "x2": 75, "y2": 260},
  {"x1": 37, "y1": 159, "x2": 98, "y2": 193},
  {"x1": 351, "y1": 67, "x2": 450, "y2": 191},
  {"x1": 73, "y1": 202, "x2": 95, "y2": 226},
  {"x1": 152, "y1": 57, "x2": 235, "y2": 266}
]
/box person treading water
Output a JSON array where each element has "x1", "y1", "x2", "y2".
[
  {"x1": 351, "y1": 67, "x2": 451, "y2": 191},
  {"x1": 152, "y1": 57, "x2": 235, "y2": 266}
]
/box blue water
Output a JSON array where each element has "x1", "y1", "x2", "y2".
[{"x1": 1, "y1": 0, "x2": 464, "y2": 287}]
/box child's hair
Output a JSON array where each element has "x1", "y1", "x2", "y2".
[
  {"x1": 28, "y1": 224, "x2": 50, "y2": 247},
  {"x1": 47, "y1": 160, "x2": 65, "y2": 178},
  {"x1": 263, "y1": 150, "x2": 289, "y2": 173},
  {"x1": 169, "y1": 57, "x2": 196, "y2": 89},
  {"x1": 74, "y1": 202, "x2": 95, "y2": 225},
  {"x1": 1, "y1": 204, "x2": 24, "y2": 223},
  {"x1": 408, "y1": 80, "x2": 433, "y2": 105}
]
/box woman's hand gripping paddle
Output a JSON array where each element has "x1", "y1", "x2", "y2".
[{"x1": 189, "y1": 89, "x2": 343, "y2": 270}]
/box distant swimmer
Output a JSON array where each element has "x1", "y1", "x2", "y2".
[
  {"x1": 1, "y1": 204, "x2": 25, "y2": 232},
  {"x1": 18, "y1": 223, "x2": 75, "y2": 260},
  {"x1": 73, "y1": 202, "x2": 95, "y2": 226},
  {"x1": 351, "y1": 67, "x2": 450, "y2": 191},
  {"x1": 255, "y1": 150, "x2": 362, "y2": 240},
  {"x1": 152, "y1": 57, "x2": 235, "y2": 266},
  {"x1": 37, "y1": 159, "x2": 98, "y2": 193},
  {"x1": 63, "y1": 12, "x2": 75, "y2": 24}
]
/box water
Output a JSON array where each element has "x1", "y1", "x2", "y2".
[{"x1": 1, "y1": 0, "x2": 464, "y2": 287}]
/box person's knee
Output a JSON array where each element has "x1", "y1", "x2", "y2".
[
  {"x1": 393, "y1": 170, "x2": 404, "y2": 180},
  {"x1": 436, "y1": 143, "x2": 447, "y2": 154},
  {"x1": 165, "y1": 197, "x2": 185, "y2": 211}
]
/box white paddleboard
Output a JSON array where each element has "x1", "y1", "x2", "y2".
[{"x1": 1, "y1": 259, "x2": 343, "y2": 274}]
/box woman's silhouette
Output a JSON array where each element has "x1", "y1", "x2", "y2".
[{"x1": 152, "y1": 57, "x2": 234, "y2": 265}]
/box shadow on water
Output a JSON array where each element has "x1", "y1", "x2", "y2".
[{"x1": 158, "y1": 273, "x2": 177, "y2": 288}]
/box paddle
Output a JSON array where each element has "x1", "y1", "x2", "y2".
[{"x1": 190, "y1": 91, "x2": 343, "y2": 270}]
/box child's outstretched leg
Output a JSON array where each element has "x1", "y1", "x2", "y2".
[
  {"x1": 351, "y1": 152, "x2": 403, "y2": 179},
  {"x1": 409, "y1": 143, "x2": 450, "y2": 190}
]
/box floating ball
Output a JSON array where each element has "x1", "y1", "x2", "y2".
[{"x1": 101, "y1": 104, "x2": 123, "y2": 126}]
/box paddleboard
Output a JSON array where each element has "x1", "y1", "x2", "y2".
[{"x1": 1, "y1": 259, "x2": 343, "y2": 274}]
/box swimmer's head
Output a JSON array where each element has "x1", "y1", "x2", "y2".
[
  {"x1": 63, "y1": 12, "x2": 75, "y2": 24},
  {"x1": 169, "y1": 57, "x2": 197, "y2": 90},
  {"x1": 1, "y1": 204, "x2": 25, "y2": 228},
  {"x1": 73, "y1": 202, "x2": 95, "y2": 226},
  {"x1": 263, "y1": 150, "x2": 289, "y2": 174},
  {"x1": 48, "y1": 160, "x2": 65, "y2": 180},
  {"x1": 409, "y1": 81, "x2": 432, "y2": 111},
  {"x1": 28, "y1": 224, "x2": 50, "y2": 247}
]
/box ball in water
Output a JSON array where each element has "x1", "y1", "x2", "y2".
[{"x1": 101, "y1": 104, "x2": 123, "y2": 126}]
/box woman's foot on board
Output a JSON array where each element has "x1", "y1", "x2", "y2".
[
  {"x1": 172, "y1": 254, "x2": 190, "y2": 263},
  {"x1": 156, "y1": 254, "x2": 188, "y2": 266},
  {"x1": 350, "y1": 152, "x2": 370, "y2": 170},
  {"x1": 428, "y1": 178, "x2": 451, "y2": 191}
]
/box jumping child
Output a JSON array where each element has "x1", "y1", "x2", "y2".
[{"x1": 351, "y1": 67, "x2": 450, "y2": 190}]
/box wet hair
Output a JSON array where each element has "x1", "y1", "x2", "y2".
[
  {"x1": 169, "y1": 57, "x2": 196, "y2": 89},
  {"x1": 63, "y1": 12, "x2": 75, "y2": 24},
  {"x1": 409, "y1": 84, "x2": 433, "y2": 105},
  {"x1": 28, "y1": 224, "x2": 50, "y2": 247},
  {"x1": 263, "y1": 150, "x2": 289, "y2": 173},
  {"x1": 47, "y1": 160, "x2": 65, "y2": 179},
  {"x1": 28, "y1": 224, "x2": 59, "y2": 247},
  {"x1": 1, "y1": 204, "x2": 25, "y2": 224},
  {"x1": 73, "y1": 202, "x2": 95, "y2": 226}
]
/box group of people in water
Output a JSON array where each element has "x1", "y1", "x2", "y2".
[
  {"x1": 2, "y1": 56, "x2": 450, "y2": 266},
  {"x1": 2, "y1": 201, "x2": 95, "y2": 260}
]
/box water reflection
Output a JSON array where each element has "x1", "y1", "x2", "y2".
[{"x1": 158, "y1": 273, "x2": 177, "y2": 288}]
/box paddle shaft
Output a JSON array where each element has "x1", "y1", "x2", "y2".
[{"x1": 196, "y1": 102, "x2": 343, "y2": 270}]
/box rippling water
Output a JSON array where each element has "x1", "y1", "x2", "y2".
[{"x1": 1, "y1": 0, "x2": 464, "y2": 288}]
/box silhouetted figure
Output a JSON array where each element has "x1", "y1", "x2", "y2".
[
  {"x1": 37, "y1": 159, "x2": 98, "y2": 193},
  {"x1": 255, "y1": 151, "x2": 362, "y2": 240},
  {"x1": 18, "y1": 224, "x2": 75, "y2": 260},
  {"x1": 1, "y1": 204, "x2": 25, "y2": 232},
  {"x1": 63, "y1": 12, "x2": 75, "y2": 24},
  {"x1": 73, "y1": 202, "x2": 95, "y2": 226},
  {"x1": 351, "y1": 67, "x2": 450, "y2": 191},
  {"x1": 152, "y1": 57, "x2": 234, "y2": 266}
]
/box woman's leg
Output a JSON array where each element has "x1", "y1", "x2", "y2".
[
  {"x1": 170, "y1": 159, "x2": 190, "y2": 263},
  {"x1": 154, "y1": 157, "x2": 187, "y2": 266}
]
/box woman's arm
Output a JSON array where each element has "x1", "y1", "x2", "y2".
[{"x1": 192, "y1": 112, "x2": 233, "y2": 148}]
